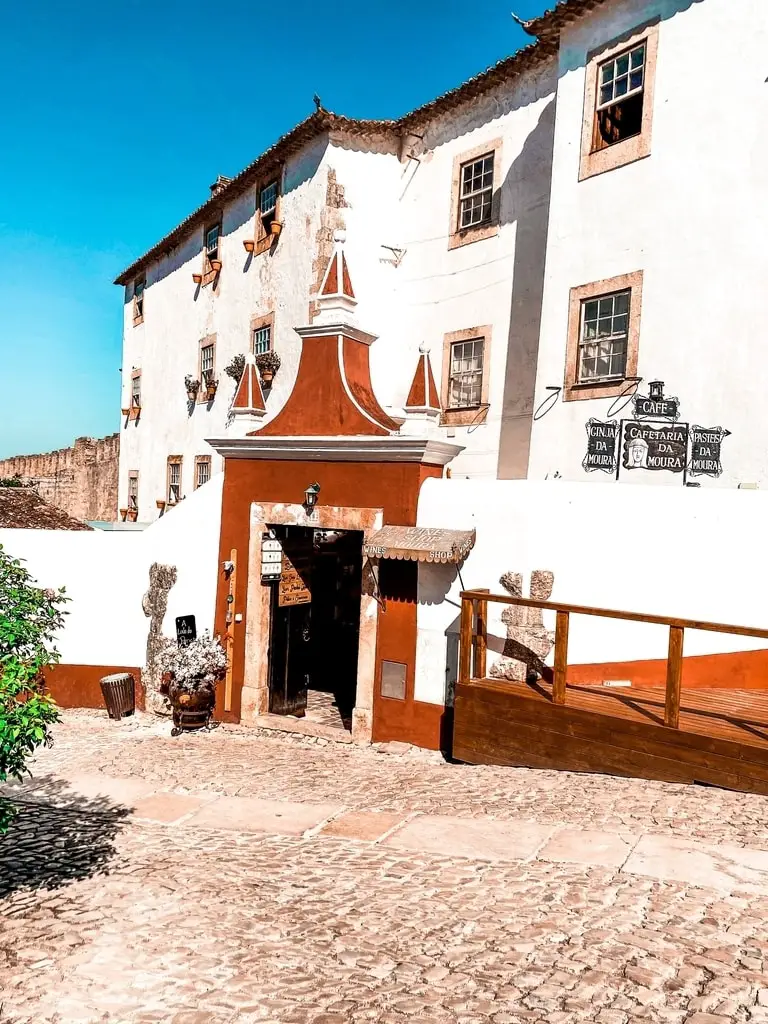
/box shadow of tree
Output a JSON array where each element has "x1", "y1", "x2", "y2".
[{"x1": 0, "y1": 775, "x2": 132, "y2": 898}]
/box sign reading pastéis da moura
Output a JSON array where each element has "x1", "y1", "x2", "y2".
[
  {"x1": 582, "y1": 419, "x2": 619, "y2": 473},
  {"x1": 688, "y1": 426, "x2": 731, "y2": 478}
]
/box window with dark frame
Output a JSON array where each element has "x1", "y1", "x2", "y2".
[
  {"x1": 167, "y1": 459, "x2": 182, "y2": 504},
  {"x1": 128, "y1": 473, "x2": 139, "y2": 509},
  {"x1": 448, "y1": 338, "x2": 484, "y2": 409},
  {"x1": 594, "y1": 42, "x2": 646, "y2": 149},
  {"x1": 131, "y1": 373, "x2": 141, "y2": 408},
  {"x1": 195, "y1": 457, "x2": 211, "y2": 489},
  {"x1": 133, "y1": 276, "x2": 145, "y2": 322},
  {"x1": 252, "y1": 323, "x2": 271, "y2": 356},
  {"x1": 458, "y1": 153, "x2": 494, "y2": 230},
  {"x1": 578, "y1": 289, "x2": 630, "y2": 382}
]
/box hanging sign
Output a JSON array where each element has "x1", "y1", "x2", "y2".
[
  {"x1": 278, "y1": 550, "x2": 311, "y2": 607},
  {"x1": 261, "y1": 533, "x2": 282, "y2": 582},
  {"x1": 688, "y1": 426, "x2": 731, "y2": 478},
  {"x1": 633, "y1": 393, "x2": 680, "y2": 421},
  {"x1": 175, "y1": 615, "x2": 197, "y2": 647},
  {"x1": 622, "y1": 421, "x2": 689, "y2": 473},
  {"x1": 582, "y1": 419, "x2": 619, "y2": 473}
]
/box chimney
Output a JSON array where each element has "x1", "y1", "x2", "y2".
[{"x1": 209, "y1": 175, "x2": 233, "y2": 197}]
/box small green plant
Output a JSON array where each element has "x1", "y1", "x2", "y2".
[
  {"x1": 0, "y1": 475, "x2": 26, "y2": 488},
  {"x1": 0, "y1": 545, "x2": 68, "y2": 833},
  {"x1": 224, "y1": 354, "x2": 245, "y2": 384}
]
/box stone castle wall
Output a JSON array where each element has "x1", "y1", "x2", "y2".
[{"x1": 0, "y1": 434, "x2": 119, "y2": 522}]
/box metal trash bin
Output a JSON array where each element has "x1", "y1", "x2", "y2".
[{"x1": 99, "y1": 672, "x2": 136, "y2": 720}]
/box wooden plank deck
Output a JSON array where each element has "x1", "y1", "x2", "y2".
[{"x1": 453, "y1": 678, "x2": 768, "y2": 795}]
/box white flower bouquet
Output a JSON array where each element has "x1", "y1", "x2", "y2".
[{"x1": 158, "y1": 631, "x2": 227, "y2": 692}]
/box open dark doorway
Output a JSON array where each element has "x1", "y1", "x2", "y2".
[{"x1": 267, "y1": 526, "x2": 363, "y2": 732}]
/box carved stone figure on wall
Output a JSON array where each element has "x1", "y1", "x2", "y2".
[
  {"x1": 490, "y1": 570, "x2": 555, "y2": 683},
  {"x1": 142, "y1": 562, "x2": 177, "y2": 715}
]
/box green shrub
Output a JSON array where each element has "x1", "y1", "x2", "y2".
[{"x1": 0, "y1": 545, "x2": 68, "y2": 833}]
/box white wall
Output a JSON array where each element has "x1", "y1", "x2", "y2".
[
  {"x1": 528, "y1": 0, "x2": 768, "y2": 488},
  {"x1": 0, "y1": 474, "x2": 223, "y2": 668},
  {"x1": 415, "y1": 477, "x2": 768, "y2": 705},
  {"x1": 119, "y1": 135, "x2": 329, "y2": 523}
]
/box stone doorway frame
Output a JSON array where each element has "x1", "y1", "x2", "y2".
[{"x1": 243, "y1": 500, "x2": 383, "y2": 744}]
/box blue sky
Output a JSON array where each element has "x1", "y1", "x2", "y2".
[{"x1": 0, "y1": 0, "x2": 546, "y2": 460}]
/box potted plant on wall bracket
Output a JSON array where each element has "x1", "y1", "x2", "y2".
[
  {"x1": 203, "y1": 369, "x2": 219, "y2": 399},
  {"x1": 192, "y1": 272, "x2": 203, "y2": 285},
  {"x1": 119, "y1": 508, "x2": 128, "y2": 522},
  {"x1": 255, "y1": 350, "x2": 281, "y2": 387},
  {"x1": 158, "y1": 632, "x2": 227, "y2": 736},
  {"x1": 270, "y1": 221, "x2": 283, "y2": 241},
  {"x1": 224, "y1": 354, "x2": 245, "y2": 384},
  {"x1": 209, "y1": 258, "x2": 222, "y2": 274},
  {"x1": 127, "y1": 505, "x2": 138, "y2": 523},
  {"x1": 185, "y1": 375, "x2": 201, "y2": 401}
]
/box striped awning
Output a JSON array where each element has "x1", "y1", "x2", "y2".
[{"x1": 363, "y1": 526, "x2": 476, "y2": 564}]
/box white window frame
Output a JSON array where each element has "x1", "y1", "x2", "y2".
[
  {"x1": 195, "y1": 458, "x2": 211, "y2": 489},
  {"x1": 260, "y1": 181, "x2": 278, "y2": 218},
  {"x1": 458, "y1": 154, "x2": 494, "y2": 231},
  {"x1": 128, "y1": 473, "x2": 138, "y2": 509},
  {"x1": 205, "y1": 224, "x2": 220, "y2": 258},
  {"x1": 167, "y1": 461, "x2": 181, "y2": 505},
  {"x1": 596, "y1": 42, "x2": 646, "y2": 111},
  {"x1": 131, "y1": 374, "x2": 141, "y2": 407},
  {"x1": 201, "y1": 343, "x2": 215, "y2": 378},
  {"x1": 448, "y1": 338, "x2": 485, "y2": 409},
  {"x1": 252, "y1": 324, "x2": 271, "y2": 356},
  {"x1": 577, "y1": 289, "x2": 631, "y2": 384}
]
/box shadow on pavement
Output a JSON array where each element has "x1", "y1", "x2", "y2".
[{"x1": 0, "y1": 776, "x2": 132, "y2": 898}]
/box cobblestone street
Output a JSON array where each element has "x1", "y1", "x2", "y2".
[{"x1": 4, "y1": 711, "x2": 768, "y2": 1023}]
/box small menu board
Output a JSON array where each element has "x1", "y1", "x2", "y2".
[
  {"x1": 279, "y1": 550, "x2": 311, "y2": 607},
  {"x1": 175, "y1": 615, "x2": 196, "y2": 647},
  {"x1": 261, "y1": 534, "x2": 283, "y2": 582}
]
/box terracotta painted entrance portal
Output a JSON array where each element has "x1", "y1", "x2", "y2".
[{"x1": 209, "y1": 233, "x2": 464, "y2": 748}]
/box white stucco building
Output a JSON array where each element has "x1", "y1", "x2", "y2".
[{"x1": 115, "y1": 0, "x2": 768, "y2": 522}]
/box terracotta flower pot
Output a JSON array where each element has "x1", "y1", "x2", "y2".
[
  {"x1": 192, "y1": 273, "x2": 203, "y2": 285},
  {"x1": 209, "y1": 258, "x2": 222, "y2": 273},
  {"x1": 187, "y1": 389, "x2": 199, "y2": 401},
  {"x1": 270, "y1": 221, "x2": 283, "y2": 238},
  {"x1": 260, "y1": 369, "x2": 274, "y2": 385},
  {"x1": 127, "y1": 508, "x2": 138, "y2": 522},
  {"x1": 119, "y1": 508, "x2": 128, "y2": 522}
]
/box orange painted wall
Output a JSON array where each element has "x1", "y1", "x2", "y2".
[
  {"x1": 215, "y1": 458, "x2": 442, "y2": 741},
  {"x1": 568, "y1": 648, "x2": 768, "y2": 690},
  {"x1": 43, "y1": 665, "x2": 144, "y2": 711}
]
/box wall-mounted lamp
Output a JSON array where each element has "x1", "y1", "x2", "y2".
[
  {"x1": 304, "y1": 482, "x2": 321, "y2": 511},
  {"x1": 243, "y1": 239, "x2": 255, "y2": 253},
  {"x1": 649, "y1": 380, "x2": 665, "y2": 399}
]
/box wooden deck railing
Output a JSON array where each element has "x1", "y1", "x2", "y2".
[{"x1": 459, "y1": 590, "x2": 768, "y2": 729}]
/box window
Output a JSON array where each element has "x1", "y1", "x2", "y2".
[
  {"x1": 253, "y1": 177, "x2": 281, "y2": 254},
  {"x1": 201, "y1": 342, "x2": 215, "y2": 381},
  {"x1": 128, "y1": 472, "x2": 139, "y2": 509},
  {"x1": 577, "y1": 290, "x2": 630, "y2": 382},
  {"x1": 252, "y1": 324, "x2": 271, "y2": 355},
  {"x1": 194, "y1": 456, "x2": 211, "y2": 490},
  {"x1": 580, "y1": 21, "x2": 659, "y2": 180},
  {"x1": 449, "y1": 140, "x2": 502, "y2": 250},
  {"x1": 459, "y1": 154, "x2": 494, "y2": 230},
  {"x1": 250, "y1": 312, "x2": 274, "y2": 356},
  {"x1": 564, "y1": 271, "x2": 643, "y2": 401},
  {"x1": 205, "y1": 223, "x2": 220, "y2": 260},
  {"x1": 449, "y1": 338, "x2": 484, "y2": 408},
  {"x1": 131, "y1": 372, "x2": 141, "y2": 411},
  {"x1": 594, "y1": 44, "x2": 646, "y2": 150},
  {"x1": 440, "y1": 325, "x2": 492, "y2": 425},
  {"x1": 167, "y1": 457, "x2": 182, "y2": 504},
  {"x1": 133, "y1": 276, "x2": 145, "y2": 325},
  {"x1": 260, "y1": 181, "x2": 278, "y2": 227}
]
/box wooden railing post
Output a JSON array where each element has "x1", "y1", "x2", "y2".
[
  {"x1": 664, "y1": 625, "x2": 684, "y2": 728},
  {"x1": 552, "y1": 610, "x2": 569, "y2": 705},
  {"x1": 473, "y1": 589, "x2": 489, "y2": 680},
  {"x1": 459, "y1": 595, "x2": 473, "y2": 684}
]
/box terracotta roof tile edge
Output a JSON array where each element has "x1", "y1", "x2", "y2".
[{"x1": 525, "y1": 0, "x2": 610, "y2": 39}]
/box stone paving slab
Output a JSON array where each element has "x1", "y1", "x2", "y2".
[
  {"x1": 319, "y1": 809, "x2": 406, "y2": 841},
  {"x1": 537, "y1": 828, "x2": 638, "y2": 870},
  {"x1": 183, "y1": 795, "x2": 344, "y2": 834},
  {"x1": 131, "y1": 793, "x2": 212, "y2": 824},
  {"x1": 382, "y1": 813, "x2": 557, "y2": 861},
  {"x1": 623, "y1": 833, "x2": 768, "y2": 895},
  {"x1": 1, "y1": 772, "x2": 159, "y2": 808}
]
